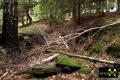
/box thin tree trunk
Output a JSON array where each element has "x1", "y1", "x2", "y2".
[
  {"x1": 71, "y1": 0, "x2": 77, "y2": 51},
  {"x1": 76, "y1": 0, "x2": 80, "y2": 25},
  {"x1": 96, "y1": 0, "x2": 101, "y2": 15},
  {"x1": 21, "y1": 15, "x2": 25, "y2": 26},
  {"x1": 26, "y1": 0, "x2": 32, "y2": 25},
  {"x1": 106, "y1": 0, "x2": 110, "y2": 12},
  {"x1": 72, "y1": 0, "x2": 77, "y2": 24},
  {"x1": 26, "y1": 9, "x2": 32, "y2": 24},
  {"x1": 118, "y1": 0, "x2": 120, "y2": 12}
]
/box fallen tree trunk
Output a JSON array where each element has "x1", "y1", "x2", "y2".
[
  {"x1": 19, "y1": 54, "x2": 81, "y2": 76},
  {"x1": 18, "y1": 50, "x2": 120, "y2": 76},
  {"x1": 27, "y1": 49, "x2": 119, "y2": 76},
  {"x1": 48, "y1": 50, "x2": 120, "y2": 65}
]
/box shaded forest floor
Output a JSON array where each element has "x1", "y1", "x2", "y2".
[{"x1": 0, "y1": 13, "x2": 120, "y2": 80}]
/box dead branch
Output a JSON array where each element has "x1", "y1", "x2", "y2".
[
  {"x1": 48, "y1": 50, "x2": 120, "y2": 65},
  {"x1": 41, "y1": 53, "x2": 59, "y2": 63},
  {"x1": 30, "y1": 53, "x2": 59, "y2": 67},
  {"x1": 66, "y1": 21, "x2": 120, "y2": 41},
  {"x1": 47, "y1": 21, "x2": 120, "y2": 47},
  {"x1": 0, "y1": 71, "x2": 9, "y2": 80}
]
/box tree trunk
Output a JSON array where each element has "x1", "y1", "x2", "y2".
[
  {"x1": 106, "y1": 0, "x2": 110, "y2": 12},
  {"x1": 2, "y1": 0, "x2": 19, "y2": 48},
  {"x1": 96, "y1": 0, "x2": 101, "y2": 14},
  {"x1": 26, "y1": 9, "x2": 32, "y2": 24},
  {"x1": 96, "y1": 0, "x2": 105, "y2": 16},
  {"x1": 21, "y1": 15, "x2": 25, "y2": 26},
  {"x1": 76, "y1": 0, "x2": 80, "y2": 25},
  {"x1": 118, "y1": 0, "x2": 120, "y2": 12},
  {"x1": 71, "y1": 0, "x2": 77, "y2": 52},
  {"x1": 26, "y1": 0, "x2": 32, "y2": 25},
  {"x1": 72, "y1": 0, "x2": 77, "y2": 24}
]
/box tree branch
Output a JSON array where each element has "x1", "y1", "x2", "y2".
[
  {"x1": 0, "y1": 71, "x2": 9, "y2": 80},
  {"x1": 30, "y1": 53, "x2": 59, "y2": 67}
]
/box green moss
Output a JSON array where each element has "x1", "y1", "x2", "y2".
[
  {"x1": 57, "y1": 55, "x2": 81, "y2": 68},
  {"x1": 80, "y1": 66, "x2": 91, "y2": 74}
]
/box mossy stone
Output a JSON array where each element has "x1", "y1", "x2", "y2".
[
  {"x1": 56, "y1": 55, "x2": 81, "y2": 70},
  {"x1": 27, "y1": 64, "x2": 58, "y2": 75}
]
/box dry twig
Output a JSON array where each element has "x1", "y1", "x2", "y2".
[
  {"x1": 0, "y1": 71, "x2": 9, "y2": 80},
  {"x1": 30, "y1": 53, "x2": 59, "y2": 67}
]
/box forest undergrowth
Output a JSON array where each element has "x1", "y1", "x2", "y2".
[{"x1": 0, "y1": 13, "x2": 120, "y2": 80}]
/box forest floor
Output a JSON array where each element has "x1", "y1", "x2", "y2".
[{"x1": 0, "y1": 13, "x2": 120, "y2": 80}]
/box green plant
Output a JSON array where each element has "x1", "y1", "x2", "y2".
[
  {"x1": 94, "y1": 42, "x2": 102, "y2": 53},
  {"x1": 89, "y1": 42, "x2": 102, "y2": 57}
]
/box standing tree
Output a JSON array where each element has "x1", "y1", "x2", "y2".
[
  {"x1": 76, "y1": 0, "x2": 81, "y2": 25},
  {"x1": 18, "y1": 0, "x2": 35, "y2": 26},
  {"x1": 24, "y1": 0, "x2": 33, "y2": 25},
  {"x1": 72, "y1": 0, "x2": 77, "y2": 25},
  {"x1": 2, "y1": 0, "x2": 19, "y2": 48},
  {"x1": 72, "y1": 0, "x2": 81, "y2": 25},
  {"x1": 96, "y1": 0, "x2": 102, "y2": 14},
  {"x1": 118, "y1": 0, "x2": 120, "y2": 12}
]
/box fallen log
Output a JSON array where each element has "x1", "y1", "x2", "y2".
[
  {"x1": 48, "y1": 50, "x2": 120, "y2": 65},
  {"x1": 17, "y1": 50, "x2": 120, "y2": 77},
  {"x1": 27, "y1": 50, "x2": 120, "y2": 75},
  {"x1": 19, "y1": 54, "x2": 81, "y2": 76}
]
